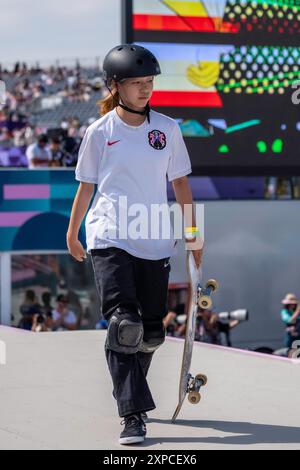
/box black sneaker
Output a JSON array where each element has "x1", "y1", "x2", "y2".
[
  {"x1": 119, "y1": 413, "x2": 147, "y2": 445},
  {"x1": 141, "y1": 412, "x2": 148, "y2": 423}
]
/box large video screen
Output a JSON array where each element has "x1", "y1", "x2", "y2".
[{"x1": 123, "y1": 0, "x2": 300, "y2": 175}]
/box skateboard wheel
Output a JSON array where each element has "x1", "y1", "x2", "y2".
[
  {"x1": 195, "y1": 374, "x2": 208, "y2": 387},
  {"x1": 198, "y1": 295, "x2": 212, "y2": 309},
  {"x1": 188, "y1": 391, "x2": 201, "y2": 404},
  {"x1": 206, "y1": 279, "x2": 219, "y2": 292}
]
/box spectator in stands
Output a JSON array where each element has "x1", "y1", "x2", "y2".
[
  {"x1": 49, "y1": 137, "x2": 65, "y2": 167},
  {"x1": 281, "y1": 293, "x2": 300, "y2": 348},
  {"x1": 60, "y1": 135, "x2": 80, "y2": 167},
  {"x1": 41, "y1": 291, "x2": 54, "y2": 324},
  {"x1": 31, "y1": 313, "x2": 50, "y2": 332},
  {"x1": 163, "y1": 303, "x2": 185, "y2": 337},
  {"x1": 293, "y1": 316, "x2": 300, "y2": 347},
  {"x1": 195, "y1": 308, "x2": 222, "y2": 344},
  {"x1": 18, "y1": 289, "x2": 42, "y2": 330},
  {"x1": 13, "y1": 127, "x2": 27, "y2": 147},
  {"x1": 26, "y1": 134, "x2": 51, "y2": 168},
  {"x1": 67, "y1": 117, "x2": 81, "y2": 138},
  {"x1": 197, "y1": 307, "x2": 242, "y2": 346},
  {"x1": 0, "y1": 61, "x2": 103, "y2": 167},
  {"x1": 49, "y1": 294, "x2": 77, "y2": 331},
  {"x1": 0, "y1": 126, "x2": 10, "y2": 144}
]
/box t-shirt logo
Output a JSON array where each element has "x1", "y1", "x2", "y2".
[{"x1": 148, "y1": 130, "x2": 166, "y2": 150}]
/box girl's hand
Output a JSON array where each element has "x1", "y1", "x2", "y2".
[{"x1": 66, "y1": 235, "x2": 87, "y2": 262}]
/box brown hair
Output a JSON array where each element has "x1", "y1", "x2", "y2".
[{"x1": 97, "y1": 80, "x2": 120, "y2": 116}]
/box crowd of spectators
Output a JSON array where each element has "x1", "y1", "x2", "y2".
[
  {"x1": 0, "y1": 60, "x2": 104, "y2": 167},
  {"x1": 163, "y1": 303, "x2": 242, "y2": 346},
  {"x1": 15, "y1": 285, "x2": 300, "y2": 360},
  {"x1": 18, "y1": 289, "x2": 100, "y2": 332}
]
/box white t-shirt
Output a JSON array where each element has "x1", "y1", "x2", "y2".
[
  {"x1": 26, "y1": 143, "x2": 51, "y2": 168},
  {"x1": 51, "y1": 309, "x2": 77, "y2": 328},
  {"x1": 75, "y1": 107, "x2": 192, "y2": 260}
]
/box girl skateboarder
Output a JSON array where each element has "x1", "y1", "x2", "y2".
[{"x1": 67, "y1": 44, "x2": 203, "y2": 445}]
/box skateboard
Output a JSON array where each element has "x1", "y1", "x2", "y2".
[{"x1": 171, "y1": 250, "x2": 219, "y2": 423}]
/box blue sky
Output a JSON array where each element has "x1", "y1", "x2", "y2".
[{"x1": 0, "y1": 0, "x2": 121, "y2": 67}]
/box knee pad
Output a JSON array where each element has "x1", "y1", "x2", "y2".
[
  {"x1": 139, "y1": 322, "x2": 166, "y2": 353},
  {"x1": 106, "y1": 307, "x2": 143, "y2": 354}
]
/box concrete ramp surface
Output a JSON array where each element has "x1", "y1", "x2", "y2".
[{"x1": 0, "y1": 327, "x2": 299, "y2": 450}]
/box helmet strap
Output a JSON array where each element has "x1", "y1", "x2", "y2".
[{"x1": 118, "y1": 101, "x2": 151, "y2": 124}]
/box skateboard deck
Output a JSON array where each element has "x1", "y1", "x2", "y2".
[{"x1": 171, "y1": 250, "x2": 219, "y2": 423}]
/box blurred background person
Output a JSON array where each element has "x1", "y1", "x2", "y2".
[
  {"x1": 49, "y1": 294, "x2": 77, "y2": 331},
  {"x1": 163, "y1": 303, "x2": 186, "y2": 337},
  {"x1": 18, "y1": 289, "x2": 42, "y2": 330},
  {"x1": 49, "y1": 137, "x2": 66, "y2": 167},
  {"x1": 281, "y1": 293, "x2": 300, "y2": 348},
  {"x1": 26, "y1": 133, "x2": 51, "y2": 168},
  {"x1": 196, "y1": 307, "x2": 243, "y2": 346},
  {"x1": 41, "y1": 291, "x2": 54, "y2": 329}
]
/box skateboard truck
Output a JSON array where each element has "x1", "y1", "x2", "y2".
[
  {"x1": 187, "y1": 373, "x2": 208, "y2": 404},
  {"x1": 198, "y1": 279, "x2": 219, "y2": 310}
]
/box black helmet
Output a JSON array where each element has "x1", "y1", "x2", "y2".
[{"x1": 102, "y1": 44, "x2": 161, "y2": 86}]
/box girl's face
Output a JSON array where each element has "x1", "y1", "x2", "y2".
[{"x1": 116, "y1": 76, "x2": 154, "y2": 109}]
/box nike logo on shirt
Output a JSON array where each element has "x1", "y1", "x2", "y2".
[{"x1": 108, "y1": 140, "x2": 121, "y2": 146}]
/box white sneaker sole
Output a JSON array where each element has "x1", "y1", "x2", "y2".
[{"x1": 119, "y1": 435, "x2": 145, "y2": 445}]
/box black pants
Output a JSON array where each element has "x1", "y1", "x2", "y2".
[{"x1": 90, "y1": 247, "x2": 171, "y2": 417}]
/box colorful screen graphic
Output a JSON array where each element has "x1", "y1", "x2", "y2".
[
  {"x1": 133, "y1": 0, "x2": 300, "y2": 35},
  {"x1": 0, "y1": 170, "x2": 86, "y2": 252},
  {"x1": 124, "y1": 0, "x2": 300, "y2": 175}
]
